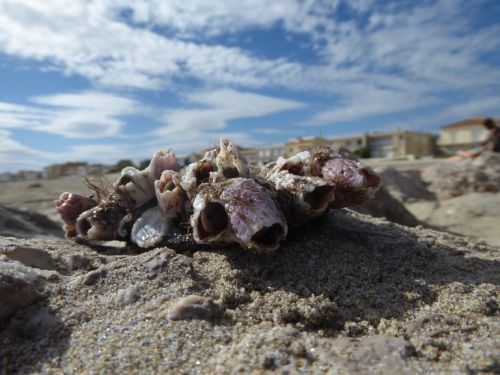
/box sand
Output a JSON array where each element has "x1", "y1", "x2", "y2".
[
  {"x1": 0, "y1": 167, "x2": 498, "y2": 374},
  {"x1": 1, "y1": 208, "x2": 498, "y2": 374}
]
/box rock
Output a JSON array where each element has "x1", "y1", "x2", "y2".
[
  {"x1": 351, "y1": 186, "x2": 420, "y2": 227},
  {"x1": 81, "y1": 266, "x2": 108, "y2": 286},
  {"x1": 115, "y1": 285, "x2": 142, "y2": 306},
  {"x1": 0, "y1": 261, "x2": 44, "y2": 324},
  {"x1": 3, "y1": 246, "x2": 55, "y2": 270},
  {"x1": 422, "y1": 152, "x2": 500, "y2": 200},
  {"x1": 167, "y1": 295, "x2": 221, "y2": 321},
  {"x1": 0, "y1": 204, "x2": 64, "y2": 238},
  {"x1": 377, "y1": 167, "x2": 436, "y2": 202},
  {"x1": 326, "y1": 336, "x2": 415, "y2": 375},
  {"x1": 406, "y1": 192, "x2": 500, "y2": 247}
]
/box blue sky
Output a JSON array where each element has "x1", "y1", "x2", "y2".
[{"x1": 1, "y1": 0, "x2": 500, "y2": 172}]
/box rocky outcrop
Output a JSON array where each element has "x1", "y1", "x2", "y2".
[
  {"x1": 0, "y1": 210, "x2": 498, "y2": 374},
  {"x1": 0, "y1": 204, "x2": 64, "y2": 238},
  {"x1": 422, "y1": 152, "x2": 500, "y2": 200},
  {"x1": 377, "y1": 167, "x2": 436, "y2": 202},
  {"x1": 351, "y1": 186, "x2": 420, "y2": 227}
]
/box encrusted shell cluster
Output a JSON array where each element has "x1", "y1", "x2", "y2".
[{"x1": 56, "y1": 138, "x2": 381, "y2": 252}]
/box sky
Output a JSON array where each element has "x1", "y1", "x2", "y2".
[{"x1": 0, "y1": 0, "x2": 500, "y2": 172}]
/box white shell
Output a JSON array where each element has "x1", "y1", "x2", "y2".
[{"x1": 130, "y1": 207, "x2": 170, "y2": 248}]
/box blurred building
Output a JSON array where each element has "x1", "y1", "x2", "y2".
[
  {"x1": 368, "y1": 130, "x2": 436, "y2": 158},
  {"x1": 284, "y1": 136, "x2": 329, "y2": 157},
  {"x1": 329, "y1": 134, "x2": 369, "y2": 152},
  {"x1": 284, "y1": 131, "x2": 435, "y2": 159},
  {"x1": 438, "y1": 116, "x2": 499, "y2": 154},
  {"x1": 43, "y1": 162, "x2": 89, "y2": 179}
]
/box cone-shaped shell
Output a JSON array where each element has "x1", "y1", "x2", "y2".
[
  {"x1": 317, "y1": 155, "x2": 382, "y2": 208},
  {"x1": 75, "y1": 202, "x2": 128, "y2": 240},
  {"x1": 154, "y1": 170, "x2": 185, "y2": 219},
  {"x1": 263, "y1": 171, "x2": 335, "y2": 225},
  {"x1": 113, "y1": 149, "x2": 179, "y2": 209},
  {"x1": 55, "y1": 192, "x2": 98, "y2": 238},
  {"x1": 191, "y1": 178, "x2": 287, "y2": 251}
]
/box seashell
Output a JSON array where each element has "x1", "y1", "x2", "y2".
[
  {"x1": 55, "y1": 192, "x2": 98, "y2": 238},
  {"x1": 180, "y1": 149, "x2": 218, "y2": 199},
  {"x1": 130, "y1": 206, "x2": 171, "y2": 248},
  {"x1": 215, "y1": 138, "x2": 248, "y2": 180},
  {"x1": 263, "y1": 171, "x2": 335, "y2": 225},
  {"x1": 315, "y1": 154, "x2": 382, "y2": 208},
  {"x1": 75, "y1": 201, "x2": 128, "y2": 240},
  {"x1": 145, "y1": 148, "x2": 179, "y2": 185},
  {"x1": 113, "y1": 149, "x2": 179, "y2": 209},
  {"x1": 58, "y1": 137, "x2": 382, "y2": 253},
  {"x1": 191, "y1": 178, "x2": 287, "y2": 251},
  {"x1": 261, "y1": 151, "x2": 312, "y2": 178},
  {"x1": 113, "y1": 166, "x2": 156, "y2": 209},
  {"x1": 154, "y1": 170, "x2": 185, "y2": 219}
]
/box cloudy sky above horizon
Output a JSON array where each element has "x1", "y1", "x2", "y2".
[{"x1": 1, "y1": 0, "x2": 499, "y2": 172}]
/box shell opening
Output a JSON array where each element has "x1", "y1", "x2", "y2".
[
  {"x1": 195, "y1": 162, "x2": 216, "y2": 182},
  {"x1": 282, "y1": 163, "x2": 303, "y2": 175},
  {"x1": 222, "y1": 167, "x2": 239, "y2": 179},
  {"x1": 197, "y1": 202, "x2": 228, "y2": 240},
  {"x1": 251, "y1": 223, "x2": 285, "y2": 249},
  {"x1": 361, "y1": 168, "x2": 382, "y2": 189},
  {"x1": 304, "y1": 185, "x2": 334, "y2": 209},
  {"x1": 76, "y1": 217, "x2": 91, "y2": 237}
]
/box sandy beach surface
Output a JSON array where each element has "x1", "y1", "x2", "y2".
[{"x1": 0, "y1": 163, "x2": 498, "y2": 374}]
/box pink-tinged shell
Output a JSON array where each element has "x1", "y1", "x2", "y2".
[
  {"x1": 264, "y1": 171, "x2": 335, "y2": 224},
  {"x1": 55, "y1": 192, "x2": 98, "y2": 237},
  {"x1": 75, "y1": 202, "x2": 128, "y2": 240},
  {"x1": 320, "y1": 157, "x2": 382, "y2": 208},
  {"x1": 191, "y1": 178, "x2": 287, "y2": 251},
  {"x1": 154, "y1": 170, "x2": 184, "y2": 219},
  {"x1": 112, "y1": 149, "x2": 179, "y2": 209},
  {"x1": 147, "y1": 149, "x2": 179, "y2": 183}
]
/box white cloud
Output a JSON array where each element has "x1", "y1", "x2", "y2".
[
  {"x1": 150, "y1": 89, "x2": 305, "y2": 156},
  {"x1": 0, "y1": 91, "x2": 144, "y2": 139},
  {"x1": 0, "y1": 0, "x2": 499, "y2": 165},
  {"x1": 155, "y1": 89, "x2": 305, "y2": 135}
]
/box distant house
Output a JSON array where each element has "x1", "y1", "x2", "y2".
[
  {"x1": 329, "y1": 134, "x2": 369, "y2": 152},
  {"x1": 285, "y1": 131, "x2": 435, "y2": 159},
  {"x1": 43, "y1": 162, "x2": 89, "y2": 179},
  {"x1": 368, "y1": 130, "x2": 436, "y2": 158},
  {"x1": 284, "y1": 136, "x2": 329, "y2": 157},
  {"x1": 438, "y1": 116, "x2": 499, "y2": 154}
]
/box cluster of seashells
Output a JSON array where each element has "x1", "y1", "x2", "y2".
[{"x1": 55, "y1": 138, "x2": 382, "y2": 252}]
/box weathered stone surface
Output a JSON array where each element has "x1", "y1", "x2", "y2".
[
  {"x1": 422, "y1": 152, "x2": 500, "y2": 199},
  {"x1": 167, "y1": 295, "x2": 221, "y2": 321},
  {"x1": 0, "y1": 204, "x2": 64, "y2": 238},
  {"x1": 0, "y1": 260, "x2": 44, "y2": 324},
  {"x1": 351, "y1": 186, "x2": 420, "y2": 227},
  {"x1": 378, "y1": 167, "x2": 436, "y2": 202}
]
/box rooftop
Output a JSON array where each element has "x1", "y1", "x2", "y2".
[{"x1": 441, "y1": 116, "x2": 500, "y2": 130}]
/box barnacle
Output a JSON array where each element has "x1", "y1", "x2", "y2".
[
  {"x1": 55, "y1": 192, "x2": 98, "y2": 238},
  {"x1": 191, "y1": 178, "x2": 287, "y2": 251},
  {"x1": 57, "y1": 138, "x2": 381, "y2": 250}
]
